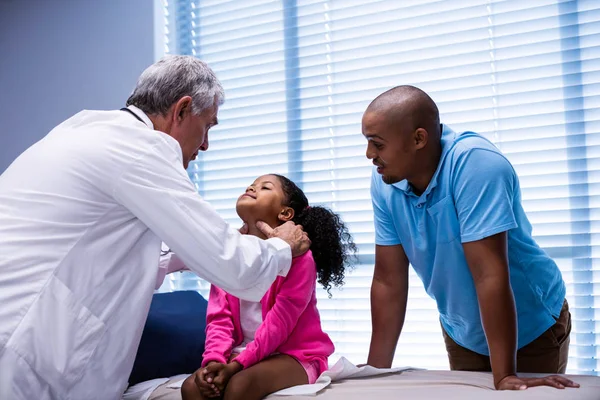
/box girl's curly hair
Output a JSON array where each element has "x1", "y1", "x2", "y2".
[{"x1": 273, "y1": 174, "x2": 358, "y2": 297}]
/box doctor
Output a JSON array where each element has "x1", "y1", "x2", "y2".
[{"x1": 0, "y1": 55, "x2": 309, "y2": 400}]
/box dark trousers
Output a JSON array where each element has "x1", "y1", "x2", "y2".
[{"x1": 441, "y1": 299, "x2": 571, "y2": 373}]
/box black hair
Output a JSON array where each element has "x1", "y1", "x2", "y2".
[{"x1": 273, "y1": 174, "x2": 358, "y2": 297}]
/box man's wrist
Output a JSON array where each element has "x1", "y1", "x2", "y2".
[
  {"x1": 494, "y1": 372, "x2": 517, "y2": 388},
  {"x1": 366, "y1": 355, "x2": 392, "y2": 369}
]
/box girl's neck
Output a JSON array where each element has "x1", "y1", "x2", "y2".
[{"x1": 244, "y1": 220, "x2": 269, "y2": 240}]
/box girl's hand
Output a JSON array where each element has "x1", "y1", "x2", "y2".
[
  {"x1": 183, "y1": 362, "x2": 222, "y2": 399},
  {"x1": 213, "y1": 361, "x2": 243, "y2": 391}
]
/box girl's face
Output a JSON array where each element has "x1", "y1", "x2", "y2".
[{"x1": 236, "y1": 174, "x2": 293, "y2": 227}]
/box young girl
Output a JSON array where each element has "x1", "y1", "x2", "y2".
[{"x1": 181, "y1": 174, "x2": 356, "y2": 400}]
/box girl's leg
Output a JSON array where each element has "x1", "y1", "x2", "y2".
[
  {"x1": 181, "y1": 375, "x2": 206, "y2": 400},
  {"x1": 223, "y1": 354, "x2": 308, "y2": 400}
]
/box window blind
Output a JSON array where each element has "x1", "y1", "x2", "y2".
[{"x1": 159, "y1": 0, "x2": 600, "y2": 375}]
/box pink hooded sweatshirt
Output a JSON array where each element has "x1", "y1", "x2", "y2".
[{"x1": 201, "y1": 251, "x2": 334, "y2": 378}]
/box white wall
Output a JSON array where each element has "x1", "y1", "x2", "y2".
[{"x1": 0, "y1": 0, "x2": 156, "y2": 172}]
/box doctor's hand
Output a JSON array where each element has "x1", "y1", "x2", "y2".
[
  {"x1": 496, "y1": 374, "x2": 579, "y2": 391},
  {"x1": 256, "y1": 220, "x2": 311, "y2": 257}
]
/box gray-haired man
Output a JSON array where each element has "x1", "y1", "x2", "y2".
[{"x1": 0, "y1": 55, "x2": 309, "y2": 400}]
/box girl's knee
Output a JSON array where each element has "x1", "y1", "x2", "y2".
[
  {"x1": 223, "y1": 373, "x2": 254, "y2": 400},
  {"x1": 181, "y1": 375, "x2": 200, "y2": 400}
]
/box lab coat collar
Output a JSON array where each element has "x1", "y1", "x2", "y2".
[{"x1": 126, "y1": 105, "x2": 154, "y2": 130}]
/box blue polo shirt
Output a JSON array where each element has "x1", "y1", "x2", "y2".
[{"x1": 371, "y1": 125, "x2": 566, "y2": 355}]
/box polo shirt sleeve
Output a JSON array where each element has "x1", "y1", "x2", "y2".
[
  {"x1": 452, "y1": 147, "x2": 519, "y2": 243},
  {"x1": 371, "y1": 168, "x2": 402, "y2": 246}
]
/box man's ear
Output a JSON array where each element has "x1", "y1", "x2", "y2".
[
  {"x1": 278, "y1": 207, "x2": 295, "y2": 222},
  {"x1": 414, "y1": 127, "x2": 429, "y2": 150},
  {"x1": 172, "y1": 96, "x2": 193, "y2": 125}
]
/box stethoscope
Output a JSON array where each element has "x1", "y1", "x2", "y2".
[{"x1": 120, "y1": 107, "x2": 147, "y2": 126}]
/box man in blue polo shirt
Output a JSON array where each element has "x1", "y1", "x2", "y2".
[{"x1": 363, "y1": 85, "x2": 579, "y2": 391}]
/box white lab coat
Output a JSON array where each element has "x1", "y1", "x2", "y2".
[{"x1": 0, "y1": 106, "x2": 291, "y2": 400}]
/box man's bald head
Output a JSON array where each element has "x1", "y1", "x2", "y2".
[
  {"x1": 363, "y1": 85, "x2": 443, "y2": 188},
  {"x1": 366, "y1": 85, "x2": 441, "y2": 139}
]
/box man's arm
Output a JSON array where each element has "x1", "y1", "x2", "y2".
[
  {"x1": 154, "y1": 225, "x2": 253, "y2": 289},
  {"x1": 462, "y1": 232, "x2": 517, "y2": 387},
  {"x1": 366, "y1": 244, "x2": 409, "y2": 368},
  {"x1": 455, "y1": 148, "x2": 578, "y2": 390},
  {"x1": 463, "y1": 233, "x2": 578, "y2": 390}
]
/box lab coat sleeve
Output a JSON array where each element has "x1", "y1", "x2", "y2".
[
  {"x1": 155, "y1": 252, "x2": 189, "y2": 289},
  {"x1": 112, "y1": 138, "x2": 292, "y2": 301}
]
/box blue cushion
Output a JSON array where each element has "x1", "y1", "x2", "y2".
[{"x1": 128, "y1": 290, "x2": 208, "y2": 386}]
